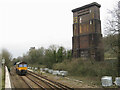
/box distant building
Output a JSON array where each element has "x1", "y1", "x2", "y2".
[{"x1": 72, "y1": 2, "x2": 104, "y2": 61}]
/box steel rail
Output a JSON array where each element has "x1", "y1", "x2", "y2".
[
  {"x1": 20, "y1": 76, "x2": 33, "y2": 89},
  {"x1": 25, "y1": 75, "x2": 46, "y2": 90},
  {"x1": 28, "y1": 71, "x2": 73, "y2": 90},
  {"x1": 27, "y1": 72, "x2": 60, "y2": 89}
]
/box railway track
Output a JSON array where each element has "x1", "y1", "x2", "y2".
[
  {"x1": 11, "y1": 67, "x2": 46, "y2": 89},
  {"x1": 20, "y1": 76, "x2": 33, "y2": 89},
  {"x1": 10, "y1": 67, "x2": 31, "y2": 88},
  {"x1": 27, "y1": 71, "x2": 73, "y2": 90},
  {"x1": 27, "y1": 73, "x2": 57, "y2": 89},
  {"x1": 21, "y1": 75, "x2": 48, "y2": 89},
  {"x1": 11, "y1": 67, "x2": 72, "y2": 89}
]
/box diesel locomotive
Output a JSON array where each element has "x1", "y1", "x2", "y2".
[{"x1": 15, "y1": 61, "x2": 27, "y2": 75}]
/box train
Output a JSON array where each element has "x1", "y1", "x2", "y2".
[{"x1": 15, "y1": 61, "x2": 27, "y2": 75}]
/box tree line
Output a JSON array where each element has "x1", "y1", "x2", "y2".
[{"x1": 13, "y1": 45, "x2": 72, "y2": 68}]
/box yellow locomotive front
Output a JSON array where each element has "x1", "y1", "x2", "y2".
[{"x1": 16, "y1": 62, "x2": 27, "y2": 75}]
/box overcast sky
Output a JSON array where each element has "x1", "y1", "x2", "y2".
[{"x1": 0, "y1": 0, "x2": 118, "y2": 58}]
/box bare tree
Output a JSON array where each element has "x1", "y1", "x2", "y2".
[
  {"x1": 118, "y1": 1, "x2": 120, "y2": 76},
  {"x1": 105, "y1": 1, "x2": 120, "y2": 75}
]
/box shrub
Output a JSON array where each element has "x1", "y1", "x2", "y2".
[{"x1": 53, "y1": 58, "x2": 118, "y2": 77}]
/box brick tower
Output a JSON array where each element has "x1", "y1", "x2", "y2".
[{"x1": 72, "y1": 2, "x2": 104, "y2": 61}]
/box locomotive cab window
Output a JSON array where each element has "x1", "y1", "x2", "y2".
[
  {"x1": 19, "y1": 64, "x2": 23, "y2": 67},
  {"x1": 23, "y1": 64, "x2": 27, "y2": 67}
]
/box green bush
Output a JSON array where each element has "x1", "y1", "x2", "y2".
[{"x1": 53, "y1": 58, "x2": 118, "y2": 77}]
